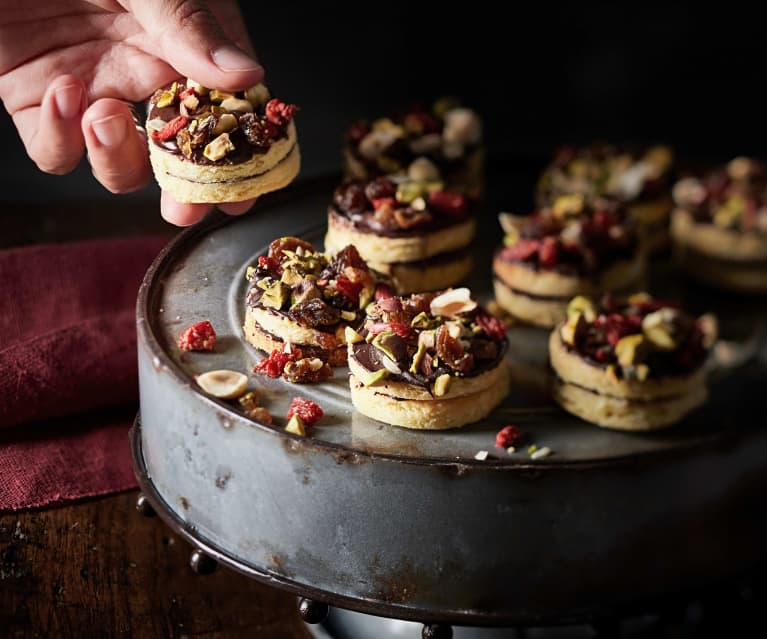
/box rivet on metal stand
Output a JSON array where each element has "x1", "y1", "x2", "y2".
[
  {"x1": 135, "y1": 493, "x2": 156, "y2": 517},
  {"x1": 189, "y1": 548, "x2": 217, "y2": 575},
  {"x1": 422, "y1": 623, "x2": 453, "y2": 639},
  {"x1": 298, "y1": 597, "x2": 329, "y2": 624}
]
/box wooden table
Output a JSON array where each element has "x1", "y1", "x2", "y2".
[{"x1": 0, "y1": 201, "x2": 313, "y2": 639}]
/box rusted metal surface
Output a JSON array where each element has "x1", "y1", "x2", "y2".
[{"x1": 136, "y1": 175, "x2": 767, "y2": 625}]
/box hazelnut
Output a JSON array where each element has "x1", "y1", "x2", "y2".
[
  {"x1": 245, "y1": 83, "x2": 271, "y2": 108},
  {"x1": 429, "y1": 288, "x2": 477, "y2": 318},
  {"x1": 566, "y1": 296, "x2": 596, "y2": 322},
  {"x1": 213, "y1": 113, "x2": 238, "y2": 135},
  {"x1": 209, "y1": 89, "x2": 235, "y2": 103},
  {"x1": 442, "y1": 108, "x2": 482, "y2": 146},
  {"x1": 615, "y1": 334, "x2": 648, "y2": 366},
  {"x1": 195, "y1": 370, "x2": 248, "y2": 399},
  {"x1": 203, "y1": 133, "x2": 235, "y2": 161},
  {"x1": 408, "y1": 157, "x2": 440, "y2": 181},
  {"x1": 672, "y1": 177, "x2": 707, "y2": 207},
  {"x1": 727, "y1": 156, "x2": 754, "y2": 181},
  {"x1": 433, "y1": 373, "x2": 452, "y2": 397},
  {"x1": 220, "y1": 97, "x2": 254, "y2": 113}
]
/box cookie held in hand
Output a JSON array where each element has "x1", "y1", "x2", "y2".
[{"x1": 146, "y1": 81, "x2": 300, "y2": 203}]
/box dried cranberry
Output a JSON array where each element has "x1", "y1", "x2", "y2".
[
  {"x1": 336, "y1": 278, "x2": 363, "y2": 305},
  {"x1": 257, "y1": 255, "x2": 282, "y2": 276},
  {"x1": 151, "y1": 116, "x2": 189, "y2": 142},
  {"x1": 427, "y1": 191, "x2": 468, "y2": 216},
  {"x1": 476, "y1": 311, "x2": 506, "y2": 341},
  {"x1": 177, "y1": 320, "x2": 216, "y2": 351},
  {"x1": 253, "y1": 347, "x2": 302, "y2": 378},
  {"x1": 268, "y1": 237, "x2": 314, "y2": 261},
  {"x1": 265, "y1": 99, "x2": 299, "y2": 126},
  {"x1": 501, "y1": 239, "x2": 539, "y2": 262},
  {"x1": 495, "y1": 425, "x2": 522, "y2": 448},
  {"x1": 334, "y1": 183, "x2": 367, "y2": 216},
  {"x1": 596, "y1": 314, "x2": 641, "y2": 347},
  {"x1": 365, "y1": 177, "x2": 396, "y2": 201},
  {"x1": 348, "y1": 121, "x2": 371, "y2": 143},
  {"x1": 538, "y1": 237, "x2": 560, "y2": 268},
  {"x1": 286, "y1": 397, "x2": 324, "y2": 426}
]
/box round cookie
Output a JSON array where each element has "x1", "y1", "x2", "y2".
[
  {"x1": 325, "y1": 178, "x2": 476, "y2": 293},
  {"x1": 346, "y1": 288, "x2": 509, "y2": 430},
  {"x1": 493, "y1": 196, "x2": 644, "y2": 327},
  {"x1": 549, "y1": 293, "x2": 714, "y2": 431},
  {"x1": 146, "y1": 81, "x2": 300, "y2": 203},
  {"x1": 244, "y1": 238, "x2": 379, "y2": 378},
  {"x1": 670, "y1": 158, "x2": 767, "y2": 294}
]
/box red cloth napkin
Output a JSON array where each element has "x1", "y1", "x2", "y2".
[{"x1": 0, "y1": 236, "x2": 168, "y2": 511}]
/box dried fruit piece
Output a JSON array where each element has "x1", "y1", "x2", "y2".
[
  {"x1": 265, "y1": 99, "x2": 299, "y2": 126},
  {"x1": 178, "y1": 320, "x2": 217, "y2": 351},
  {"x1": 286, "y1": 397, "x2": 324, "y2": 426},
  {"x1": 254, "y1": 346, "x2": 303, "y2": 378},
  {"x1": 283, "y1": 357, "x2": 333, "y2": 384},
  {"x1": 195, "y1": 370, "x2": 248, "y2": 399},
  {"x1": 495, "y1": 425, "x2": 522, "y2": 448},
  {"x1": 151, "y1": 116, "x2": 189, "y2": 142},
  {"x1": 427, "y1": 191, "x2": 468, "y2": 216}
]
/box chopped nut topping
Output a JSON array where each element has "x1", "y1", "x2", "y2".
[
  {"x1": 220, "y1": 97, "x2": 254, "y2": 113},
  {"x1": 433, "y1": 373, "x2": 452, "y2": 397},
  {"x1": 195, "y1": 370, "x2": 248, "y2": 399},
  {"x1": 285, "y1": 414, "x2": 306, "y2": 436},
  {"x1": 245, "y1": 83, "x2": 271, "y2": 108},
  {"x1": 430, "y1": 288, "x2": 477, "y2": 318},
  {"x1": 213, "y1": 113, "x2": 238, "y2": 135},
  {"x1": 203, "y1": 132, "x2": 235, "y2": 161}
]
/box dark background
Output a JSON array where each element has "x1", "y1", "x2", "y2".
[{"x1": 1, "y1": 3, "x2": 764, "y2": 207}]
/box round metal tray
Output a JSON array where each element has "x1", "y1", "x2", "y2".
[{"x1": 136, "y1": 173, "x2": 767, "y2": 626}]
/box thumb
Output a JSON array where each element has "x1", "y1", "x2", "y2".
[{"x1": 127, "y1": 0, "x2": 264, "y2": 91}]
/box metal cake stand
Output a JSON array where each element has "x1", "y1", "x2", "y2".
[{"x1": 133, "y1": 173, "x2": 767, "y2": 638}]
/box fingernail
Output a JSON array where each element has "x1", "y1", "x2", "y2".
[
  {"x1": 91, "y1": 115, "x2": 128, "y2": 147},
  {"x1": 54, "y1": 85, "x2": 83, "y2": 119},
  {"x1": 211, "y1": 45, "x2": 263, "y2": 73}
]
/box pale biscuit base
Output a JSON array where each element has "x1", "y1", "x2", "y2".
[
  {"x1": 552, "y1": 378, "x2": 707, "y2": 431},
  {"x1": 365, "y1": 253, "x2": 473, "y2": 294},
  {"x1": 349, "y1": 364, "x2": 510, "y2": 430},
  {"x1": 549, "y1": 329, "x2": 706, "y2": 400},
  {"x1": 492, "y1": 253, "x2": 644, "y2": 328},
  {"x1": 243, "y1": 307, "x2": 347, "y2": 366},
  {"x1": 348, "y1": 353, "x2": 509, "y2": 401},
  {"x1": 325, "y1": 211, "x2": 475, "y2": 264},
  {"x1": 148, "y1": 122, "x2": 300, "y2": 203},
  {"x1": 671, "y1": 209, "x2": 767, "y2": 293}
]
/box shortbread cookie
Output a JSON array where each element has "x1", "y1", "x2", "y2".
[
  {"x1": 537, "y1": 144, "x2": 674, "y2": 253},
  {"x1": 671, "y1": 157, "x2": 767, "y2": 293},
  {"x1": 325, "y1": 178, "x2": 476, "y2": 293},
  {"x1": 244, "y1": 238, "x2": 378, "y2": 376},
  {"x1": 147, "y1": 81, "x2": 299, "y2": 203},
  {"x1": 346, "y1": 288, "x2": 509, "y2": 430},
  {"x1": 343, "y1": 101, "x2": 484, "y2": 197},
  {"x1": 493, "y1": 196, "x2": 643, "y2": 327},
  {"x1": 550, "y1": 294, "x2": 714, "y2": 431}
]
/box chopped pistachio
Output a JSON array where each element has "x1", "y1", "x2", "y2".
[
  {"x1": 615, "y1": 334, "x2": 648, "y2": 366},
  {"x1": 410, "y1": 341, "x2": 427, "y2": 374},
  {"x1": 560, "y1": 312, "x2": 587, "y2": 347},
  {"x1": 377, "y1": 156, "x2": 401, "y2": 174},
  {"x1": 503, "y1": 227, "x2": 520, "y2": 247},
  {"x1": 356, "y1": 367, "x2": 389, "y2": 386},
  {"x1": 209, "y1": 89, "x2": 235, "y2": 103},
  {"x1": 642, "y1": 309, "x2": 677, "y2": 350},
  {"x1": 203, "y1": 133, "x2": 235, "y2": 161},
  {"x1": 410, "y1": 311, "x2": 434, "y2": 329},
  {"x1": 530, "y1": 446, "x2": 552, "y2": 460},
  {"x1": 372, "y1": 331, "x2": 400, "y2": 362},
  {"x1": 566, "y1": 296, "x2": 596, "y2": 322},
  {"x1": 344, "y1": 326, "x2": 364, "y2": 344},
  {"x1": 433, "y1": 373, "x2": 452, "y2": 397},
  {"x1": 527, "y1": 444, "x2": 538, "y2": 455},
  {"x1": 156, "y1": 82, "x2": 178, "y2": 108},
  {"x1": 396, "y1": 181, "x2": 425, "y2": 204},
  {"x1": 256, "y1": 276, "x2": 274, "y2": 290},
  {"x1": 245, "y1": 266, "x2": 257, "y2": 280},
  {"x1": 341, "y1": 310, "x2": 357, "y2": 322},
  {"x1": 285, "y1": 414, "x2": 306, "y2": 436},
  {"x1": 260, "y1": 280, "x2": 289, "y2": 309},
  {"x1": 423, "y1": 180, "x2": 445, "y2": 193},
  {"x1": 552, "y1": 193, "x2": 584, "y2": 218},
  {"x1": 213, "y1": 113, "x2": 238, "y2": 135},
  {"x1": 358, "y1": 284, "x2": 374, "y2": 310}
]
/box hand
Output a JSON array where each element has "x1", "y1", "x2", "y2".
[{"x1": 0, "y1": 0, "x2": 264, "y2": 226}]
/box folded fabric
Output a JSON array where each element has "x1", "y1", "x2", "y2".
[{"x1": 0, "y1": 236, "x2": 168, "y2": 511}]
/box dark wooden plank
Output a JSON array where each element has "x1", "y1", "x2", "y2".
[{"x1": 0, "y1": 491, "x2": 313, "y2": 639}]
